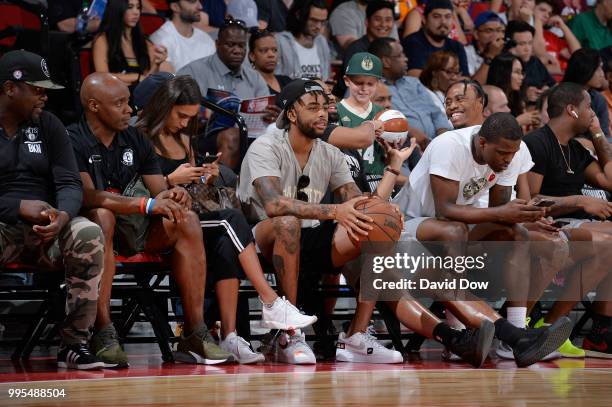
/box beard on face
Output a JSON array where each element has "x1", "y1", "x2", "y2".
[
  {"x1": 427, "y1": 26, "x2": 449, "y2": 42},
  {"x1": 180, "y1": 10, "x2": 201, "y2": 24},
  {"x1": 296, "y1": 115, "x2": 324, "y2": 139}
]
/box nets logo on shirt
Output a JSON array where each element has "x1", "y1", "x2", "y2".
[
  {"x1": 122, "y1": 148, "x2": 134, "y2": 166},
  {"x1": 462, "y1": 176, "x2": 488, "y2": 199},
  {"x1": 24, "y1": 127, "x2": 38, "y2": 141}
]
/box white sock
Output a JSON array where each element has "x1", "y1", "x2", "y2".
[
  {"x1": 445, "y1": 310, "x2": 466, "y2": 330},
  {"x1": 507, "y1": 307, "x2": 527, "y2": 328}
]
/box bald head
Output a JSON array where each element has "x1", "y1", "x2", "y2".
[
  {"x1": 483, "y1": 85, "x2": 510, "y2": 117},
  {"x1": 81, "y1": 72, "x2": 132, "y2": 133}
]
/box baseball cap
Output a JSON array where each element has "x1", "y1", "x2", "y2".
[
  {"x1": 276, "y1": 79, "x2": 326, "y2": 129},
  {"x1": 0, "y1": 50, "x2": 63, "y2": 89},
  {"x1": 424, "y1": 0, "x2": 453, "y2": 16},
  {"x1": 345, "y1": 52, "x2": 382, "y2": 78},
  {"x1": 226, "y1": 0, "x2": 259, "y2": 28},
  {"x1": 133, "y1": 71, "x2": 175, "y2": 111},
  {"x1": 474, "y1": 11, "x2": 504, "y2": 29}
]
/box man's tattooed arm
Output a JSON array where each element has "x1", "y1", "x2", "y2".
[
  {"x1": 254, "y1": 176, "x2": 336, "y2": 220},
  {"x1": 333, "y1": 182, "x2": 363, "y2": 203}
]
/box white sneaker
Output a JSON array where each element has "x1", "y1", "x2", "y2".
[
  {"x1": 496, "y1": 341, "x2": 560, "y2": 361},
  {"x1": 272, "y1": 330, "x2": 316, "y2": 364},
  {"x1": 260, "y1": 296, "x2": 318, "y2": 330},
  {"x1": 336, "y1": 331, "x2": 403, "y2": 364},
  {"x1": 220, "y1": 332, "x2": 265, "y2": 364},
  {"x1": 441, "y1": 347, "x2": 462, "y2": 362}
]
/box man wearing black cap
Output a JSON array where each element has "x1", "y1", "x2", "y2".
[
  {"x1": 0, "y1": 50, "x2": 105, "y2": 370},
  {"x1": 237, "y1": 78, "x2": 405, "y2": 365},
  {"x1": 401, "y1": 0, "x2": 469, "y2": 78}
]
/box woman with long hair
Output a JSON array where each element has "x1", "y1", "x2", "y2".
[
  {"x1": 563, "y1": 48, "x2": 610, "y2": 138},
  {"x1": 135, "y1": 75, "x2": 317, "y2": 364},
  {"x1": 420, "y1": 51, "x2": 462, "y2": 116},
  {"x1": 486, "y1": 52, "x2": 540, "y2": 128},
  {"x1": 93, "y1": 0, "x2": 173, "y2": 88}
]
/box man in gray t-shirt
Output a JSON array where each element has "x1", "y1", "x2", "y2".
[{"x1": 237, "y1": 79, "x2": 404, "y2": 365}]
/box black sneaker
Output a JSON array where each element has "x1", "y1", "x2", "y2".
[
  {"x1": 58, "y1": 343, "x2": 104, "y2": 370},
  {"x1": 512, "y1": 316, "x2": 572, "y2": 367},
  {"x1": 583, "y1": 324, "x2": 612, "y2": 359},
  {"x1": 447, "y1": 320, "x2": 495, "y2": 368}
]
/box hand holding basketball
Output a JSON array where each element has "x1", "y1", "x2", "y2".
[
  {"x1": 335, "y1": 196, "x2": 374, "y2": 242},
  {"x1": 373, "y1": 109, "x2": 410, "y2": 145}
]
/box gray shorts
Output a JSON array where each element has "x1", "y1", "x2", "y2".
[
  {"x1": 555, "y1": 218, "x2": 599, "y2": 230},
  {"x1": 400, "y1": 217, "x2": 477, "y2": 241}
]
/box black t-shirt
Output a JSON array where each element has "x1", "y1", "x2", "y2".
[
  {"x1": 0, "y1": 111, "x2": 82, "y2": 224},
  {"x1": 255, "y1": 0, "x2": 289, "y2": 32},
  {"x1": 523, "y1": 56, "x2": 556, "y2": 89},
  {"x1": 402, "y1": 30, "x2": 469, "y2": 76},
  {"x1": 48, "y1": 0, "x2": 82, "y2": 29},
  {"x1": 269, "y1": 75, "x2": 293, "y2": 98},
  {"x1": 68, "y1": 117, "x2": 162, "y2": 192},
  {"x1": 524, "y1": 125, "x2": 594, "y2": 216}
]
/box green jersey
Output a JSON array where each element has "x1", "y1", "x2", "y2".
[{"x1": 336, "y1": 100, "x2": 386, "y2": 192}]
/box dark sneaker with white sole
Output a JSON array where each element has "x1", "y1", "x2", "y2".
[
  {"x1": 511, "y1": 316, "x2": 572, "y2": 367},
  {"x1": 447, "y1": 320, "x2": 495, "y2": 368},
  {"x1": 174, "y1": 324, "x2": 234, "y2": 364},
  {"x1": 58, "y1": 343, "x2": 104, "y2": 370}
]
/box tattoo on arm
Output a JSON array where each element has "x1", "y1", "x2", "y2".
[
  {"x1": 334, "y1": 182, "x2": 363, "y2": 203},
  {"x1": 253, "y1": 176, "x2": 335, "y2": 220}
]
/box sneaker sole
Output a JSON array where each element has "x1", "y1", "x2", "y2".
[
  {"x1": 58, "y1": 361, "x2": 104, "y2": 370},
  {"x1": 472, "y1": 320, "x2": 495, "y2": 368},
  {"x1": 101, "y1": 361, "x2": 129, "y2": 369},
  {"x1": 336, "y1": 349, "x2": 404, "y2": 364},
  {"x1": 260, "y1": 315, "x2": 318, "y2": 330},
  {"x1": 235, "y1": 354, "x2": 266, "y2": 364},
  {"x1": 584, "y1": 349, "x2": 612, "y2": 359},
  {"x1": 515, "y1": 316, "x2": 572, "y2": 367},
  {"x1": 173, "y1": 351, "x2": 231, "y2": 365}
]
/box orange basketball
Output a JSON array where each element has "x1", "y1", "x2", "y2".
[
  {"x1": 352, "y1": 198, "x2": 403, "y2": 243},
  {"x1": 373, "y1": 109, "x2": 409, "y2": 144}
]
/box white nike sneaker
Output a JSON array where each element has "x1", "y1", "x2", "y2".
[
  {"x1": 336, "y1": 331, "x2": 403, "y2": 364},
  {"x1": 220, "y1": 332, "x2": 265, "y2": 364},
  {"x1": 271, "y1": 330, "x2": 316, "y2": 364},
  {"x1": 260, "y1": 297, "x2": 318, "y2": 330}
]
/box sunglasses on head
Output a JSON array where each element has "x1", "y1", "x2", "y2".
[
  {"x1": 296, "y1": 174, "x2": 310, "y2": 202},
  {"x1": 223, "y1": 16, "x2": 247, "y2": 29},
  {"x1": 249, "y1": 27, "x2": 271, "y2": 37}
]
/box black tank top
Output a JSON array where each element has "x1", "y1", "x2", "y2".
[{"x1": 156, "y1": 153, "x2": 189, "y2": 176}]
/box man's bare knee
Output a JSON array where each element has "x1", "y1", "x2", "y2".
[
  {"x1": 88, "y1": 208, "x2": 116, "y2": 241},
  {"x1": 441, "y1": 222, "x2": 468, "y2": 241}
]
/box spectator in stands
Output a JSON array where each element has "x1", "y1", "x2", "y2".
[
  {"x1": 402, "y1": 0, "x2": 473, "y2": 46},
  {"x1": 491, "y1": 0, "x2": 536, "y2": 25},
  {"x1": 93, "y1": 0, "x2": 173, "y2": 88},
  {"x1": 420, "y1": 50, "x2": 461, "y2": 116},
  {"x1": 194, "y1": 0, "x2": 227, "y2": 32},
  {"x1": 49, "y1": 0, "x2": 103, "y2": 33},
  {"x1": 465, "y1": 11, "x2": 506, "y2": 84},
  {"x1": 255, "y1": 0, "x2": 293, "y2": 32},
  {"x1": 401, "y1": 0, "x2": 469, "y2": 78},
  {"x1": 524, "y1": 82, "x2": 612, "y2": 358},
  {"x1": 372, "y1": 81, "x2": 392, "y2": 110},
  {"x1": 177, "y1": 18, "x2": 270, "y2": 169},
  {"x1": 226, "y1": 0, "x2": 259, "y2": 29},
  {"x1": 444, "y1": 79, "x2": 487, "y2": 129},
  {"x1": 135, "y1": 75, "x2": 317, "y2": 363},
  {"x1": 69, "y1": 72, "x2": 233, "y2": 367},
  {"x1": 506, "y1": 21, "x2": 556, "y2": 106},
  {"x1": 569, "y1": 0, "x2": 612, "y2": 50},
  {"x1": 0, "y1": 50, "x2": 105, "y2": 370},
  {"x1": 562, "y1": 49, "x2": 611, "y2": 139},
  {"x1": 335, "y1": 1, "x2": 395, "y2": 98},
  {"x1": 275, "y1": 0, "x2": 331, "y2": 80},
  {"x1": 248, "y1": 29, "x2": 292, "y2": 95},
  {"x1": 603, "y1": 60, "x2": 612, "y2": 121},
  {"x1": 533, "y1": 0, "x2": 581, "y2": 76},
  {"x1": 483, "y1": 84, "x2": 511, "y2": 117},
  {"x1": 486, "y1": 53, "x2": 541, "y2": 128},
  {"x1": 149, "y1": 0, "x2": 215, "y2": 72},
  {"x1": 237, "y1": 78, "x2": 406, "y2": 365},
  {"x1": 370, "y1": 37, "x2": 451, "y2": 141},
  {"x1": 330, "y1": 0, "x2": 399, "y2": 51}
]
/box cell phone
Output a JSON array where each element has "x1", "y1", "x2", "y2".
[
  {"x1": 552, "y1": 220, "x2": 570, "y2": 228},
  {"x1": 534, "y1": 199, "x2": 555, "y2": 208},
  {"x1": 201, "y1": 154, "x2": 217, "y2": 164}
]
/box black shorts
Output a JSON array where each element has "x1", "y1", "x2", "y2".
[
  {"x1": 299, "y1": 220, "x2": 342, "y2": 276},
  {"x1": 199, "y1": 209, "x2": 254, "y2": 283}
]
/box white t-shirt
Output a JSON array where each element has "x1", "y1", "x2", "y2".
[
  {"x1": 293, "y1": 40, "x2": 321, "y2": 79},
  {"x1": 475, "y1": 141, "x2": 534, "y2": 208},
  {"x1": 393, "y1": 125, "x2": 524, "y2": 218},
  {"x1": 150, "y1": 21, "x2": 216, "y2": 71}
]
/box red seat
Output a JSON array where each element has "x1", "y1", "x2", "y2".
[
  {"x1": 140, "y1": 13, "x2": 166, "y2": 37},
  {"x1": 79, "y1": 47, "x2": 94, "y2": 81},
  {"x1": 0, "y1": 1, "x2": 41, "y2": 50}
]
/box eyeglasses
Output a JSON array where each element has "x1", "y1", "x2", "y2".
[
  {"x1": 223, "y1": 17, "x2": 247, "y2": 29},
  {"x1": 440, "y1": 68, "x2": 460, "y2": 76},
  {"x1": 307, "y1": 17, "x2": 327, "y2": 26},
  {"x1": 296, "y1": 174, "x2": 310, "y2": 202},
  {"x1": 512, "y1": 69, "x2": 524, "y2": 76}
]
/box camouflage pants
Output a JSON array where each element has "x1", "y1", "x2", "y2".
[{"x1": 0, "y1": 217, "x2": 104, "y2": 345}]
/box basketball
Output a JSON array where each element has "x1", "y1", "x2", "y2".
[
  {"x1": 352, "y1": 198, "x2": 403, "y2": 243},
  {"x1": 374, "y1": 109, "x2": 409, "y2": 145}
]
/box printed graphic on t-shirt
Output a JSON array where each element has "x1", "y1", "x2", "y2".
[
  {"x1": 300, "y1": 64, "x2": 322, "y2": 78},
  {"x1": 462, "y1": 176, "x2": 488, "y2": 200}
]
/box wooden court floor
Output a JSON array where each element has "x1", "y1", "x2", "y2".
[{"x1": 1, "y1": 343, "x2": 611, "y2": 406}]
